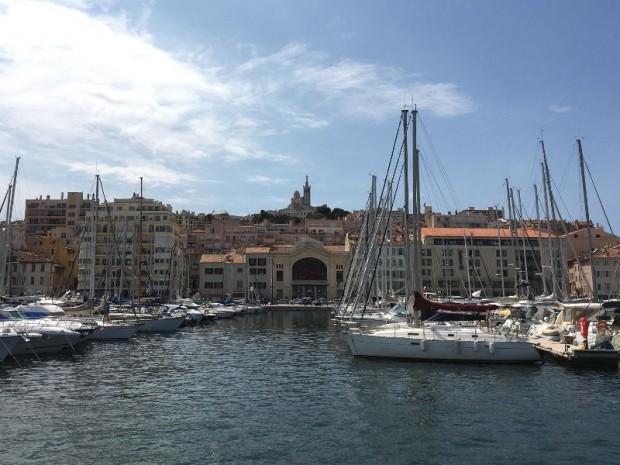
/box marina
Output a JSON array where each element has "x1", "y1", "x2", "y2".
[{"x1": 1, "y1": 309, "x2": 619, "y2": 465}]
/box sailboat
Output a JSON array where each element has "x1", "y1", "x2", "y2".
[
  {"x1": 76, "y1": 175, "x2": 141, "y2": 339},
  {"x1": 343, "y1": 109, "x2": 542, "y2": 364},
  {"x1": 526, "y1": 139, "x2": 618, "y2": 365}
]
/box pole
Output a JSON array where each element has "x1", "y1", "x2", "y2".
[{"x1": 577, "y1": 139, "x2": 598, "y2": 300}]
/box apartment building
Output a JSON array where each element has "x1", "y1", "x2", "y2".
[
  {"x1": 24, "y1": 192, "x2": 95, "y2": 237},
  {"x1": 76, "y1": 194, "x2": 186, "y2": 301}
]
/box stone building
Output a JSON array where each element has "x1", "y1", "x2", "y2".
[{"x1": 198, "y1": 239, "x2": 349, "y2": 303}]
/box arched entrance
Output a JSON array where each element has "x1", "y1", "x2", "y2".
[{"x1": 291, "y1": 257, "x2": 327, "y2": 300}]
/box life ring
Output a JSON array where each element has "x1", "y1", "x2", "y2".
[{"x1": 596, "y1": 320, "x2": 609, "y2": 331}]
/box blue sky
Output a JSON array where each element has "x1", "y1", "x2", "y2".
[{"x1": 1, "y1": 0, "x2": 619, "y2": 233}]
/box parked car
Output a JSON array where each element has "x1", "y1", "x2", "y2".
[
  {"x1": 289, "y1": 298, "x2": 303, "y2": 304},
  {"x1": 300, "y1": 297, "x2": 313, "y2": 305},
  {"x1": 313, "y1": 298, "x2": 327, "y2": 306}
]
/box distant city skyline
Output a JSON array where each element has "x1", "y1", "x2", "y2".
[{"x1": 1, "y1": 0, "x2": 619, "y2": 233}]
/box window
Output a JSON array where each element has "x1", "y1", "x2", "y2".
[{"x1": 277, "y1": 270, "x2": 283, "y2": 282}]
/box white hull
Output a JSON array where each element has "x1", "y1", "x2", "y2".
[
  {"x1": 138, "y1": 316, "x2": 185, "y2": 333},
  {"x1": 344, "y1": 324, "x2": 541, "y2": 363}
]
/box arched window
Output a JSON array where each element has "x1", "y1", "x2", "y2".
[{"x1": 292, "y1": 257, "x2": 327, "y2": 281}]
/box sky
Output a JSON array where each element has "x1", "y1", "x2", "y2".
[{"x1": 1, "y1": 0, "x2": 619, "y2": 233}]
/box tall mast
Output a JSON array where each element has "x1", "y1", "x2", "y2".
[
  {"x1": 1, "y1": 157, "x2": 20, "y2": 296},
  {"x1": 411, "y1": 107, "x2": 421, "y2": 296},
  {"x1": 577, "y1": 139, "x2": 597, "y2": 300},
  {"x1": 517, "y1": 189, "x2": 529, "y2": 285},
  {"x1": 541, "y1": 141, "x2": 559, "y2": 297},
  {"x1": 138, "y1": 177, "x2": 143, "y2": 308},
  {"x1": 89, "y1": 175, "x2": 99, "y2": 302},
  {"x1": 534, "y1": 183, "x2": 547, "y2": 296},
  {"x1": 401, "y1": 109, "x2": 411, "y2": 317}
]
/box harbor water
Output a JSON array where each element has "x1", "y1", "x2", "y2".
[{"x1": 2, "y1": 310, "x2": 619, "y2": 465}]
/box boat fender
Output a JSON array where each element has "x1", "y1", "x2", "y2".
[
  {"x1": 489, "y1": 341, "x2": 496, "y2": 354},
  {"x1": 473, "y1": 340, "x2": 481, "y2": 352},
  {"x1": 454, "y1": 340, "x2": 461, "y2": 354},
  {"x1": 421, "y1": 339, "x2": 427, "y2": 352}
]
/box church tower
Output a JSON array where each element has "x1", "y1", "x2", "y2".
[{"x1": 303, "y1": 175, "x2": 311, "y2": 207}]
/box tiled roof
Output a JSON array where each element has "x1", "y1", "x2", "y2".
[{"x1": 422, "y1": 227, "x2": 549, "y2": 239}]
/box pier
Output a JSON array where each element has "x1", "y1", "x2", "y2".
[{"x1": 531, "y1": 338, "x2": 618, "y2": 365}]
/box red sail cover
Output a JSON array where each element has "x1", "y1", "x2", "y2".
[
  {"x1": 414, "y1": 291, "x2": 498, "y2": 312},
  {"x1": 579, "y1": 317, "x2": 589, "y2": 339}
]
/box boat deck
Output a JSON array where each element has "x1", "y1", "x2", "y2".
[{"x1": 531, "y1": 338, "x2": 618, "y2": 365}]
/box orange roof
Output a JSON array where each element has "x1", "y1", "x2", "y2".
[{"x1": 422, "y1": 227, "x2": 550, "y2": 239}]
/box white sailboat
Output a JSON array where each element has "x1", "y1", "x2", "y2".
[{"x1": 344, "y1": 109, "x2": 542, "y2": 364}]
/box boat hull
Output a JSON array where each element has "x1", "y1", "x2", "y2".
[
  {"x1": 0, "y1": 333, "x2": 22, "y2": 362},
  {"x1": 11, "y1": 330, "x2": 83, "y2": 356},
  {"x1": 138, "y1": 316, "x2": 186, "y2": 333},
  {"x1": 85, "y1": 323, "x2": 140, "y2": 340},
  {"x1": 344, "y1": 328, "x2": 541, "y2": 363}
]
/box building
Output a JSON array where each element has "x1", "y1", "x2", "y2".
[
  {"x1": 5, "y1": 252, "x2": 53, "y2": 297},
  {"x1": 423, "y1": 205, "x2": 504, "y2": 229},
  {"x1": 199, "y1": 238, "x2": 349, "y2": 303},
  {"x1": 272, "y1": 239, "x2": 349, "y2": 302},
  {"x1": 29, "y1": 235, "x2": 79, "y2": 296},
  {"x1": 561, "y1": 226, "x2": 619, "y2": 260},
  {"x1": 371, "y1": 226, "x2": 555, "y2": 299},
  {"x1": 199, "y1": 252, "x2": 246, "y2": 301},
  {"x1": 24, "y1": 192, "x2": 95, "y2": 238},
  {"x1": 568, "y1": 245, "x2": 620, "y2": 299},
  {"x1": 76, "y1": 193, "x2": 186, "y2": 301},
  {"x1": 276, "y1": 176, "x2": 316, "y2": 219}
]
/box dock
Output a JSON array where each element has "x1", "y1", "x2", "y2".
[
  {"x1": 531, "y1": 338, "x2": 618, "y2": 365},
  {"x1": 263, "y1": 304, "x2": 333, "y2": 312}
]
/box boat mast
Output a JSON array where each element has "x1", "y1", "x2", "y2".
[
  {"x1": 0, "y1": 157, "x2": 20, "y2": 296},
  {"x1": 577, "y1": 139, "x2": 598, "y2": 301},
  {"x1": 401, "y1": 109, "x2": 412, "y2": 319},
  {"x1": 534, "y1": 182, "x2": 548, "y2": 296},
  {"x1": 411, "y1": 108, "x2": 421, "y2": 297},
  {"x1": 89, "y1": 175, "x2": 99, "y2": 304},
  {"x1": 541, "y1": 141, "x2": 559, "y2": 297},
  {"x1": 138, "y1": 177, "x2": 143, "y2": 309},
  {"x1": 517, "y1": 189, "x2": 529, "y2": 285},
  {"x1": 505, "y1": 179, "x2": 519, "y2": 293}
]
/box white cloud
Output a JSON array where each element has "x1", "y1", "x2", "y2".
[
  {"x1": 0, "y1": 0, "x2": 475, "y2": 216},
  {"x1": 548, "y1": 104, "x2": 572, "y2": 114},
  {"x1": 247, "y1": 174, "x2": 287, "y2": 185}
]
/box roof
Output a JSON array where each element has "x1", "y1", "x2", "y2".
[
  {"x1": 422, "y1": 227, "x2": 550, "y2": 239},
  {"x1": 245, "y1": 247, "x2": 271, "y2": 254},
  {"x1": 199, "y1": 253, "x2": 245, "y2": 264}
]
